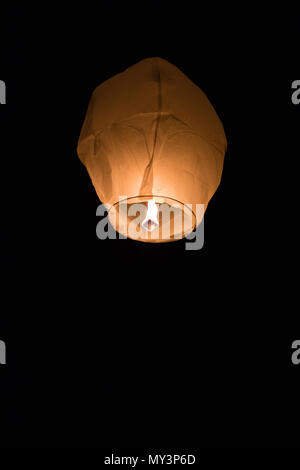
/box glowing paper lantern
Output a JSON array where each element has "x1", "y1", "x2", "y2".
[{"x1": 77, "y1": 58, "x2": 227, "y2": 242}]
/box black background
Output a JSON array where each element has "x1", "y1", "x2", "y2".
[{"x1": 0, "y1": 6, "x2": 299, "y2": 450}]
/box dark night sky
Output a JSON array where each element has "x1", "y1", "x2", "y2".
[{"x1": 0, "y1": 6, "x2": 299, "y2": 450}]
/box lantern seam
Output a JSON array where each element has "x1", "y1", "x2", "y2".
[{"x1": 92, "y1": 122, "x2": 225, "y2": 156}]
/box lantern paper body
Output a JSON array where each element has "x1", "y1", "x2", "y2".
[{"x1": 77, "y1": 58, "x2": 227, "y2": 242}]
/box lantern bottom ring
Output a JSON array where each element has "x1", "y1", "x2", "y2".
[{"x1": 108, "y1": 194, "x2": 197, "y2": 243}]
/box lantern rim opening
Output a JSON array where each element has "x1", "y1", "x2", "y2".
[{"x1": 107, "y1": 194, "x2": 197, "y2": 243}]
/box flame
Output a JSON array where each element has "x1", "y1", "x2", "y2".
[{"x1": 141, "y1": 200, "x2": 159, "y2": 232}]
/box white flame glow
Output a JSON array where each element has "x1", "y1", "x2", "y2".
[{"x1": 141, "y1": 200, "x2": 159, "y2": 232}]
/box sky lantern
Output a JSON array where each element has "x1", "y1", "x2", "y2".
[{"x1": 77, "y1": 58, "x2": 227, "y2": 242}]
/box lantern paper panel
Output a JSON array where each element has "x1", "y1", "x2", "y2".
[{"x1": 77, "y1": 57, "x2": 227, "y2": 242}]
